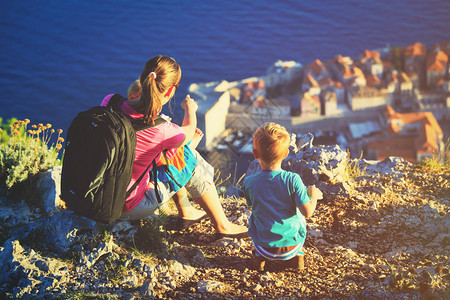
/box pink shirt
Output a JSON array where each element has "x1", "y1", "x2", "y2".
[{"x1": 101, "y1": 94, "x2": 184, "y2": 211}]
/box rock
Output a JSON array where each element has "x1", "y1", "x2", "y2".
[
  {"x1": 309, "y1": 228, "x2": 323, "y2": 239},
  {"x1": 0, "y1": 239, "x2": 69, "y2": 297},
  {"x1": 296, "y1": 133, "x2": 314, "y2": 150},
  {"x1": 0, "y1": 198, "x2": 33, "y2": 226},
  {"x1": 373, "y1": 185, "x2": 386, "y2": 195},
  {"x1": 188, "y1": 248, "x2": 211, "y2": 268},
  {"x1": 122, "y1": 271, "x2": 139, "y2": 287},
  {"x1": 140, "y1": 281, "x2": 155, "y2": 298},
  {"x1": 246, "y1": 159, "x2": 261, "y2": 177},
  {"x1": 79, "y1": 238, "x2": 115, "y2": 268},
  {"x1": 168, "y1": 260, "x2": 196, "y2": 279},
  {"x1": 225, "y1": 186, "x2": 245, "y2": 199},
  {"x1": 281, "y1": 143, "x2": 348, "y2": 186},
  {"x1": 197, "y1": 280, "x2": 226, "y2": 293},
  {"x1": 36, "y1": 166, "x2": 63, "y2": 215}
]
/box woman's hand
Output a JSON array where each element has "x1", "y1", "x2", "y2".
[{"x1": 181, "y1": 95, "x2": 198, "y2": 113}]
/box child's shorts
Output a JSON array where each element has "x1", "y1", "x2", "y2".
[
  {"x1": 253, "y1": 241, "x2": 304, "y2": 261},
  {"x1": 184, "y1": 150, "x2": 215, "y2": 199}
]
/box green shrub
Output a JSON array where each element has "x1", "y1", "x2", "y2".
[
  {"x1": 0, "y1": 119, "x2": 64, "y2": 200},
  {"x1": 417, "y1": 138, "x2": 450, "y2": 174},
  {"x1": 133, "y1": 215, "x2": 168, "y2": 257},
  {"x1": 0, "y1": 117, "x2": 19, "y2": 145},
  {"x1": 344, "y1": 150, "x2": 367, "y2": 181}
]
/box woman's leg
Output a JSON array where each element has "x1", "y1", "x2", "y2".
[
  {"x1": 171, "y1": 187, "x2": 206, "y2": 220},
  {"x1": 183, "y1": 149, "x2": 247, "y2": 235},
  {"x1": 193, "y1": 187, "x2": 247, "y2": 235}
]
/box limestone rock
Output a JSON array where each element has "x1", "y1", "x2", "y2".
[{"x1": 36, "y1": 166, "x2": 63, "y2": 215}]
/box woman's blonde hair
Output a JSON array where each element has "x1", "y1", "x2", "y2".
[
  {"x1": 138, "y1": 55, "x2": 181, "y2": 124},
  {"x1": 253, "y1": 122, "x2": 290, "y2": 164}
]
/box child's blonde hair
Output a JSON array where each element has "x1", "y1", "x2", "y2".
[
  {"x1": 127, "y1": 79, "x2": 141, "y2": 100},
  {"x1": 253, "y1": 122, "x2": 290, "y2": 165}
]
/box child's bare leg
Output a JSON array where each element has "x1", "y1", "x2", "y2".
[
  {"x1": 171, "y1": 187, "x2": 206, "y2": 220},
  {"x1": 194, "y1": 188, "x2": 247, "y2": 234},
  {"x1": 251, "y1": 255, "x2": 266, "y2": 271}
]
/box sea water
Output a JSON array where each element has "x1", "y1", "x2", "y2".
[{"x1": 0, "y1": 0, "x2": 449, "y2": 132}]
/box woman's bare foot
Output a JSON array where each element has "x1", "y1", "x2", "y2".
[
  {"x1": 216, "y1": 221, "x2": 248, "y2": 235},
  {"x1": 178, "y1": 207, "x2": 207, "y2": 220}
]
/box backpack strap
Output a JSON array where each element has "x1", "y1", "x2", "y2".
[
  {"x1": 107, "y1": 93, "x2": 167, "y2": 203},
  {"x1": 107, "y1": 94, "x2": 125, "y2": 111},
  {"x1": 125, "y1": 158, "x2": 162, "y2": 203}
]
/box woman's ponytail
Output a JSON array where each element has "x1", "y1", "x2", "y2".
[{"x1": 138, "y1": 55, "x2": 180, "y2": 124}]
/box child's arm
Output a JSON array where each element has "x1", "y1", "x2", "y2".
[{"x1": 299, "y1": 185, "x2": 322, "y2": 218}]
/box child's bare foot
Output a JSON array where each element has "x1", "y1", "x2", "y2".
[
  {"x1": 251, "y1": 255, "x2": 266, "y2": 271},
  {"x1": 189, "y1": 128, "x2": 204, "y2": 150},
  {"x1": 285, "y1": 255, "x2": 305, "y2": 270}
]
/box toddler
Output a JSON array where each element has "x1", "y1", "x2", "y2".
[
  {"x1": 127, "y1": 79, "x2": 141, "y2": 100},
  {"x1": 243, "y1": 122, "x2": 322, "y2": 271}
]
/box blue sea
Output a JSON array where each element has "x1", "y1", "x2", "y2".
[{"x1": 0, "y1": 0, "x2": 449, "y2": 133}]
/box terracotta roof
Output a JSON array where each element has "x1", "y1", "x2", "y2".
[
  {"x1": 306, "y1": 59, "x2": 326, "y2": 77},
  {"x1": 365, "y1": 74, "x2": 380, "y2": 87},
  {"x1": 367, "y1": 135, "x2": 417, "y2": 162},
  {"x1": 397, "y1": 111, "x2": 443, "y2": 136},
  {"x1": 404, "y1": 42, "x2": 427, "y2": 58},
  {"x1": 318, "y1": 76, "x2": 333, "y2": 87},
  {"x1": 416, "y1": 123, "x2": 439, "y2": 152},
  {"x1": 427, "y1": 50, "x2": 448, "y2": 72},
  {"x1": 382, "y1": 105, "x2": 396, "y2": 116},
  {"x1": 382, "y1": 59, "x2": 392, "y2": 68},
  {"x1": 361, "y1": 49, "x2": 381, "y2": 59},
  {"x1": 311, "y1": 95, "x2": 321, "y2": 105},
  {"x1": 341, "y1": 65, "x2": 353, "y2": 78},
  {"x1": 353, "y1": 66, "x2": 365, "y2": 78},
  {"x1": 303, "y1": 73, "x2": 319, "y2": 87},
  {"x1": 440, "y1": 40, "x2": 450, "y2": 56},
  {"x1": 397, "y1": 72, "x2": 411, "y2": 83}
]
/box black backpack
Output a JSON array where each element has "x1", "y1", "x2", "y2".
[{"x1": 60, "y1": 94, "x2": 165, "y2": 224}]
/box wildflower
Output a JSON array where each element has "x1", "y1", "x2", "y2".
[
  {"x1": 0, "y1": 128, "x2": 3, "y2": 133},
  {"x1": 24, "y1": 119, "x2": 30, "y2": 124},
  {"x1": 32, "y1": 125, "x2": 37, "y2": 129},
  {"x1": 51, "y1": 129, "x2": 55, "y2": 133},
  {"x1": 55, "y1": 144, "x2": 62, "y2": 150},
  {"x1": 57, "y1": 129, "x2": 63, "y2": 134},
  {"x1": 46, "y1": 123, "x2": 52, "y2": 129},
  {"x1": 12, "y1": 129, "x2": 20, "y2": 135},
  {"x1": 58, "y1": 137, "x2": 64, "y2": 142},
  {"x1": 27, "y1": 130, "x2": 33, "y2": 134}
]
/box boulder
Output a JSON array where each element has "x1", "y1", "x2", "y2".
[{"x1": 36, "y1": 166, "x2": 63, "y2": 216}]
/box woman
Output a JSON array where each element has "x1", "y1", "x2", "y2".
[{"x1": 101, "y1": 55, "x2": 247, "y2": 238}]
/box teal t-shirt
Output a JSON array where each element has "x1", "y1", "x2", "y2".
[{"x1": 243, "y1": 169, "x2": 311, "y2": 248}]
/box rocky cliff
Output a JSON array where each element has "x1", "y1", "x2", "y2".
[{"x1": 0, "y1": 135, "x2": 448, "y2": 299}]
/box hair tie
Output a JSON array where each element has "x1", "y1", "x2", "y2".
[{"x1": 149, "y1": 72, "x2": 157, "y2": 79}]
